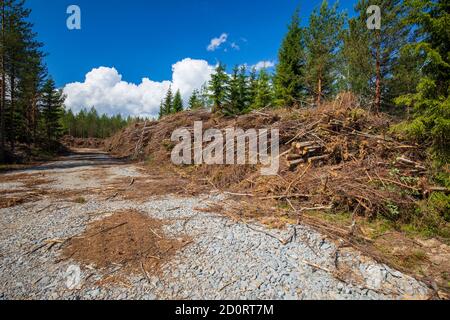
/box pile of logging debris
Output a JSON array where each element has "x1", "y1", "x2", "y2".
[{"x1": 105, "y1": 92, "x2": 447, "y2": 221}]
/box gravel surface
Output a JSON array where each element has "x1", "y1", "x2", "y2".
[{"x1": 0, "y1": 150, "x2": 431, "y2": 300}]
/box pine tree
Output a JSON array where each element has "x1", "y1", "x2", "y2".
[
  {"x1": 345, "y1": 0, "x2": 410, "y2": 112},
  {"x1": 252, "y1": 69, "x2": 274, "y2": 110},
  {"x1": 274, "y1": 9, "x2": 307, "y2": 107},
  {"x1": 209, "y1": 63, "x2": 228, "y2": 113},
  {"x1": 40, "y1": 78, "x2": 64, "y2": 143},
  {"x1": 305, "y1": 0, "x2": 346, "y2": 104},
  {"x1": 173, "y1": 89, "x2": 183, "y2": 113},
  {"x1": 163, "y1": 86, "x2": 173, "y2": 115},
  {"x1": 0, "y1": 0, "x2": 48, "y2": 160}
]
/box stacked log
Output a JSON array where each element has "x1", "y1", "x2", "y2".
[{"x1": 287, "y1": 141, "x2": 329, "y2": 169}]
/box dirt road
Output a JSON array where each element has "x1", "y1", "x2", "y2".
[{"x1": 0, "y1": 149, "x2": 431, "y2": 300}]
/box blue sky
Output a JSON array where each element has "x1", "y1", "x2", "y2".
[{"x1": 26, "y1": 0, "x2": 357, "y2": 117}]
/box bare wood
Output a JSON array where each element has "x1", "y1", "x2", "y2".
[
  {"x1": 287, "y1": 154, "x2": 303, "y2": 161},
  {"x1": 288, "y1": 158, "x2": 305, "y2": 167},
  {"x1": 302, "y1": 260, "x2": 332, "y2": 273},
  {"x1": 149, "y1": 227, "x2": 163, "y2": 239},
  {"x1": 299, "y1": 205, "x2": 333, "y2": 212},
  {"x1": 308, "y1": 155, "x2": 329, "y2": 163}
]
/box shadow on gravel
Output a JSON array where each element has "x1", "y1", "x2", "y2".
[{"x1": 16, "y1": 151, "x2": 130, "y2": 172}]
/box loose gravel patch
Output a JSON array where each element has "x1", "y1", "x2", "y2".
[{"x1": 0, "y1": 151, "x2": 431, "y2": 300}]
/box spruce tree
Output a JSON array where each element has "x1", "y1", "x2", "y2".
[
  {"x1": 173, "y1": 89, "x2": 184, "y2": 113},
  {"x1": 248, "y1": 67, "x2": 258, "y2": 108},
  {"x1": 163, "y1": 86, "x2": 173, "y2": 115},
  {"x1": 252, "y1": 69, "x2": 274, "y2": 110},
  {"x1": 394, "y1": 0, "x2": 450, "y2": 163},
  {"x1": 40, "y1": 78, "x2": 64, "y2": 143},
  {"x1": 188, "y1": 89, "x2": 202, "y2": 110},
  {"x1": 237, "y1": 65, "x2": 249, "y2": 112},
  {"x1": 209, "y1": 63, "x2": 228, "y2": 113},
  {"x1": 305, "y1": 0, "x2": 346, "y2": 104},
  {"x1": 226, "y1": 65, "x2": 240, "y2": 114},
  {"x1": 158, "y1": 100, "x2": 164, "y2": 119},
  {"x1": 274, "y1": 9, "x2": 307, "y2": 107}
]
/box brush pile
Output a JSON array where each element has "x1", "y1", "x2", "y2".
[{"x1": 106, "y1": 93, "x2": 441, "y2": 222}]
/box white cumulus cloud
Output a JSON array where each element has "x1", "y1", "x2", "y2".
[
  {"x1": 207, "y1": 33, "x2": 228, "y2": 52},
  {"x1": 252, "y1": 60, "x2": 276, "y2": 71},
  {"x1": 63, "y1": 58, "x2": 215, "y2": 118}
]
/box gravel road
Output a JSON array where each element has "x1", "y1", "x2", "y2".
[{"x1": 0, "y1": 150, "x2": 431, "y2": 300}]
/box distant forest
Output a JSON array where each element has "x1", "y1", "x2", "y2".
[{"x1": 61, "y1": 107, "x2": 139, "y2": 139}]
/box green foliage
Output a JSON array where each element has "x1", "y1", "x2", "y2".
[
  {"x1": 394, "y1": 0, "x2": 450, "y2": 165},
  {"x1": 304, "y1": 0, "x2": 346, "y2": 103},
  {"x1": 60, "y1": 106, "x2": 132, "y2": 139},
  {"x1": 344, "y1": 0, "x2": 411, "y2": 110},
  {"x1": 251, "y1": 69, "x2": 274, "y2": 110},
  {"x1": 40, "y1": 78, "x2": 64, "y2": 142},
  {"x1": 173, "y1": 90, "x2": 184, "y2": 113},
  {"x1": 226, "y1": 66, "x2": 241, "y2": 114},
  {"x1": 188, "y1": 89, "x2": 202, "y2": 110},
  {"x1": 413, "y1": 192, "x2": 450, "y2": 238},
  {"x1": 274, "y1": 9, "x2": 307, "y2": 107},
  {"x1": 209, "y1": 63, "x2": 229, "y2": 113},
  {"x1": 1, "y1": 0, "x2": 51, "y2": 159},
  {"x1": 162, "y1": 86, "x2": 173, "y2": 116}
]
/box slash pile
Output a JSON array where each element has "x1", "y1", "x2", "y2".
[{"x1": 105, "y1": 93, "x2": 445, "y2": 224}]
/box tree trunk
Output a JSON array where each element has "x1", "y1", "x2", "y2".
[
  {"x1": 317, "y1": 77, "x2": 322, "y2": 106},
  {"x1": 10, "y1": 70, "x2": 15, "y2": 152},
  {"x1": 374, "y1": 31, "x2": 381, "y2": 113}
]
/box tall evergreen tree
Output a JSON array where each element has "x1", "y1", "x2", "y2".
[
  {"x1": 188, "y1": 89, "x2": 202, "y2": 110},
  {"x1": 305, "y1": 0, "x2": 346, "y2": 104},
  {"x1": 248, "y1": 67, "x2": 258, "y2": 108},
  {"x1": 226, "y1": 65, "x2": 240, "y2": 114},
  {"x1": 252, "y1": 69, "x2": 274, "y2": 110},
  {"x1": 163, "y1": 86, "x2": 173, "y2": 115},
  {"x1": 158, "y1": 100, "x2": 164, "y2": 119},
  {"x1": 274, "y1": 9, "x2": 307, "y2": 107},
  {"x1": 173, "y1": 89, "x2": 183, "y2": 113},
  {"x1": 394, "y1": 0, "x2": 450, "y2": 163},
  {"x1": 209, "y1": 63, "x2": 228, "y2": 113},
  {"x1": 344, "y1": 0, "x2": 410, "y2": 112},
  {"x1": 237, "y1": 65, "x2": 249, "y2": 112},
  {"x1": 0, "y1": 0, "x2": 49, "y2": 160},
  {"x1": 40, "y1": 78, "x2": 64, "y2": 142}
]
